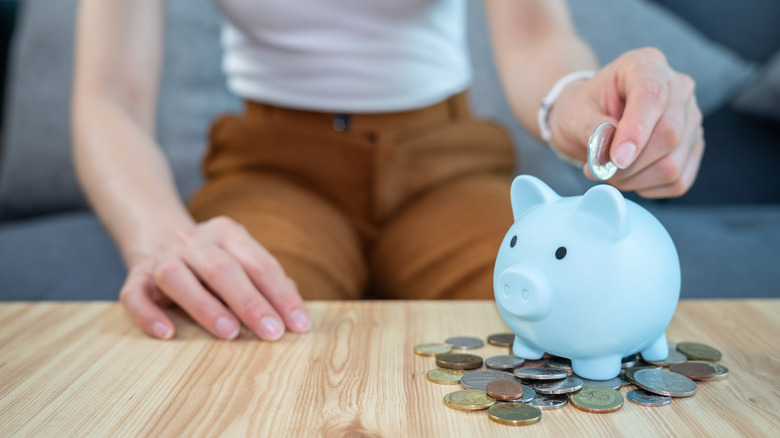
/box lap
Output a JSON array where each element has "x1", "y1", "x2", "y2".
[{"x1": 369, "y1": 174, "x2": 513, "y2": 300}]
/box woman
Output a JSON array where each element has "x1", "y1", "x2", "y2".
[{"x1": 71, "y1": 0, "x2": 703, "y2": 341}]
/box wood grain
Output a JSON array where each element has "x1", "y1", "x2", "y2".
[{"x1": 1, "y1": 300, "x2": 779, "y2": 437}]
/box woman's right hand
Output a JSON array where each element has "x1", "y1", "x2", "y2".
[{"x1": 120, "y1": 216, "x2": 311, "y2": 341}]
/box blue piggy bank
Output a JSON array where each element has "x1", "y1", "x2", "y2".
[{"x1": 494, "y1": 175, "x2": 680, "y2": 380}]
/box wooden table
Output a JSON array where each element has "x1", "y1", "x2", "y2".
[{"x1": 1, "y1": 300, "x2": 779, "y2": 437}]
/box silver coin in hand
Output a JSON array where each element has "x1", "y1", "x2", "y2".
[{"x1": 587, "y1": 122, "x2": 618, "y2": 180}]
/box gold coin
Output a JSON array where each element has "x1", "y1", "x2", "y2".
[
  {"x1": 487, "y1": 403, "x2": 542, "y2": 426},
  {"x1": 688, "y1": 360, "x2": 729, "y2": 380},
  {"x1": 569, "y1": 385, "x2": 624, "y2": 413},
  {"x1": 414, "y1": 342, "x2": 452, "y2": 357},
  {"x1": 446, "y1": 389, "x2": 496, "y2": 411},
  {"x1": 443, "y1": 392, "x2": 455, "y2": 408},
  {"x1": 676, "y1": 342, "x2": 722, "y2": 362},
  {"x1": 426, "y1": 368, "x2": 468, "y2": 385}
]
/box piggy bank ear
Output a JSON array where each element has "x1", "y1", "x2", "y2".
[
  {"x1": 510, "y1": 175, "x2": 560, "y2": 220},
  {"x1": 575, "y1": 184, "x2": 629, "y2": 239}
]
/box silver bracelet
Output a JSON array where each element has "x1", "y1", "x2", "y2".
[{"x1": 537, "y1": 70, "x2": 595, "y2": 167}]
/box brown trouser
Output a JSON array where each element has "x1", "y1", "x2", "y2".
[{"x1": 189, "y1": 92, "x2": 516, "y2": 300}]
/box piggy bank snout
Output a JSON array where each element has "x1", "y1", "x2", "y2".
[{"x1": 496, "y1": 266, "x2": 551, "y2": 320}]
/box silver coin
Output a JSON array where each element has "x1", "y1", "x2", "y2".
[
  {"x1": 625, "y1": 366, "x2": 661, "y2": 384},
  {"x1": 529, "y1": 393, "x2": 568, "y2": 410},
  {"x1": 618, "y1": 370, "x2": 630, "y2": 387},
  {"x1": 460, "y1": 370, "x2": 516, "y2": 391},
  {"x1": 627, "y1": 389, "x2": 672, "y2": 407},
  {"x1": 621, "y1": 354, "x2": 639, "y2": 369},
  {"x1": 643, "y1": 347, "x2": 687, "y2": 366},
  {"x1": 445, "y1": 336, "x2": 484, "y2": 350},
  {"x1": 534, "y1": 376, "x2": 584, "y2": 394},
  {"x1": 544, "y1": 356, "x2": 572, "y2": 372},
  {"x1": 575, "y1": 375, "x2": 622, "y2": 390},
  {"x1": 632, "y1": 368, "x2": 697, "y2": 397},
  {"x1": 485, "y1": 355, "x2": 525, "y2": 370},
  {"x1": 503, "y1": 384, "x2": 536, "y2": 403},
  {"x1": 587, "y1": 122, "x2": 618, "y2": 180},
  {"x1": 487, "y1": 333, "x2": 515, "y2": 347},
  {"x1": 514, "y1": 367, "x2": 569, "y2": 380},
  {"x1": 688, "y1": 360, "x2": 730, "y2": 380}
]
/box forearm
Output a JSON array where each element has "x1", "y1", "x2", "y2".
[
  {"x1": 72, "y1": 0, "x2": 191, "y2": 268},
  {"x1": 72, "y1": 98, "x2": 194, "y2": 267},
  {"x1": 485, "y1": 0, "x2": 599, "y2": 139}
]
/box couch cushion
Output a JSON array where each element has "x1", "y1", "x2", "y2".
[
  {"x1": 648, "y1": 204, "x2": 780, "y2": 299},
  {"x1": 0, "y1": 0, "x2": 240, "y2": 220},
  {"x1": 0, "y1": 211, "x2": 125, "y2": 300},
  {"x1": 1, "y1": 205, "x2": 777, "y2": 300}
]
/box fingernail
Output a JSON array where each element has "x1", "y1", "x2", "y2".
[
  {"x1": 259, "y1": 316, "x2": 284, "y2": 341},
  {"x1": 613, "y1": 142, "x2": 636, "y2": 169},
  {"x1": 153, "y1": 322, "x2": 173, "y2": 340},
  {"x1": 216, "y1": 317, "x2": 240, "y2": 340},
  {"x1": 288, "y1": 309, "x2": 311, "y2": 332}
]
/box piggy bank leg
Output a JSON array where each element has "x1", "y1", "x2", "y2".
[
  {"x1": 512, "y1": 336, "x2": 544, "y2": 359},
  {"x1": 572, "y1": 356, "x2": 622, "y2": 380},
  {"x1": 640, "y1": 333, "x2": 669, "y2": 361}
]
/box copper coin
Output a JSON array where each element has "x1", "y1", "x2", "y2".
[
  {"x1": 488, "y1": 333, "x2": 515, "y2": 347},
  {"x1": 669, "y1": 362, "x2": 716, "y2": 380},
  {"x1": 504, "y1": 384, "x2": 536, "y2": 403},
  {"x1": 688, "y1": 360, "x2": 729, "y2": 380},
  {"x1": 435, "y1": 353, "x2": 483, "y2": 370},
  {"x1": 486, "y1": 379, "x2": 525, "y2": 401}
]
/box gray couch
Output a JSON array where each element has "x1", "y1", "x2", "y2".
[{"x1": 1, "y1": 0, "x2": 779, "y2": 301}]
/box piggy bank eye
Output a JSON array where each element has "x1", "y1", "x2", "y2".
[
  {"x1": 510, "y1": 235, "x2": 517, "y2": 248},
  {"x1": 555, "y1": 246, "x2": 567, "y2": 260}
]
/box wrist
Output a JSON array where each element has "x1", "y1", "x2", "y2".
[
  {"x1": 537, "y1": 70, "x2": 595, "y2": 166},
  {"x1": 120, "y1": 212, "x2": 196, "y2": 268}
]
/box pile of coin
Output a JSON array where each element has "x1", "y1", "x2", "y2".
[{"x1": 415, "y1": 335, "x2": 728, "y2": 426}]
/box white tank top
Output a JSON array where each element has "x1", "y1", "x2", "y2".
[{"x1": 213, "y1": 0, "x2": 472, "y2": 113}]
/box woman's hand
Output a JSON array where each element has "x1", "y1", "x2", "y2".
[
  {"x1": 119, "y1": 216, "x2": 310, "y2": 341},
  {"x1": 549, "y1": 47, "x2": 705, "y2": 198}
]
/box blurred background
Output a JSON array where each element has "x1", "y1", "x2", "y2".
[{"x1": 0, "y1": 0, "x2": 778, "y2": 301}]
